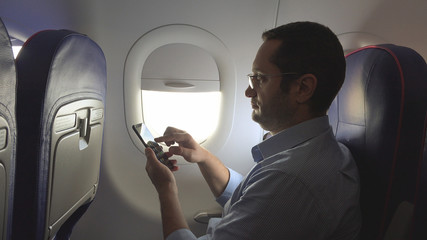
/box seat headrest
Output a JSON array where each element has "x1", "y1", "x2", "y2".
[{"x1": 329, "y1": 44, "x2": 427, "y2": 239}]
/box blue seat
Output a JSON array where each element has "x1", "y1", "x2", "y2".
[
  {"x1": 13, "y1": 29, "x2": 106, "y2": 240},
  {"x1": 0, "y1": 18, "x2": 17, "y2": 240},
  {"x1": 329, "y1": 44, "x2": 427, "y2": 240}
]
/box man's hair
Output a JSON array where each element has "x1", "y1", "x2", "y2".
[{"x1": 262, "y1": 21, "x2": 345, "y2": 114}]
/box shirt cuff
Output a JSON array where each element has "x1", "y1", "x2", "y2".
[
  {"x1": 166, "y1": 228, "x2": 197, "y2": 240},
  {"x1": 216, "y1": 168, "x2": 243, "y2": 206}
]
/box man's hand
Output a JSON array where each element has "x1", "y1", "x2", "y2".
[
  {"x1": 155, "y1": 127, "x2": 210, "y2": 164},
  {"x1": 156, "y1": 127, "x2": 230, "y2": 198},
  {"x1": 145, "y1": 147, "x2": 178, "y2": 194},
  {"x1": 145, "y1": 147, "x2": 190, "y2": 238}
]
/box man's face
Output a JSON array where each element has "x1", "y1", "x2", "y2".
[{"x1": 245, "y1": 39, "x2": 298, "y2": 134}]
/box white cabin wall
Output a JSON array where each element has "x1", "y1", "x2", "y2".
[{"x1": 276, "y1": 0, "x2": 427, "y2": 60}]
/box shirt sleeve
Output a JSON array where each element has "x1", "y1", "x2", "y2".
[
  {"x1": 166, "y1": 217, "x2": 223, "y2": 240},
  {"x1": 165, "y1": 229, "x2": 197, "y2": 240},
  {"x1": 215, "y1": 168, "x2": 243, "y2": 206}
]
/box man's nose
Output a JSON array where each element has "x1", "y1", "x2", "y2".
[{"x1": 245, "y1": 86, "x2": 256, "y2": 98}]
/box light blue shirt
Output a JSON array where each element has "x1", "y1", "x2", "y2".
[{"x1": 167, "y1": 116, "x2": 361, "y2": 239}]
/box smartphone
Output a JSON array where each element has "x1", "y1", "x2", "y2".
[{"x1": 132, "y1": 123, "x2": 173, "y2": 169}]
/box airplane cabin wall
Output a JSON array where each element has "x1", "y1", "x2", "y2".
[
  {"x1": 276, "y1": 0, "x2": 427, "y2": 59},
  {"x1": 1, "y1": 0, "x2": 426, "y2": 239}
]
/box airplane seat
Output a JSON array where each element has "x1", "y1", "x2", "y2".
[
  {"x1": 0, "y1": 18, "x2": 17, "y2": 240},
  {"x1": 328, "y1": 44, "x2": 427, "y2": 240},
  {"x1": 12, "y1": 29, "x2": 106, "y2": 240}
]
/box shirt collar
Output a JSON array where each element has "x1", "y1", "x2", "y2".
[{"x1": 251, "y1": 116, "x2": 331, "y2": 163}]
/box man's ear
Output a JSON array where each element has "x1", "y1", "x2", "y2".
[{"x1": 296, "y1": 74, "x2": 317, "y2": 104}]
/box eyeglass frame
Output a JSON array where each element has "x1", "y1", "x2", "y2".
[{"x1": 247, "y1": 72, "x2": 300, "y2": 89}]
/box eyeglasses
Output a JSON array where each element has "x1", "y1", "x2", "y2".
[{"x1": 247, "y1": 72, "x2": 299, "y2": 89}]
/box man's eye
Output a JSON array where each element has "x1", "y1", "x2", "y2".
[{"x1": 255, "y1": 75, "x2": 265, "y2": 81}]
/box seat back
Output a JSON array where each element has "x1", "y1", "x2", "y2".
[
  {"x1": 329, "y1": 44, "x2": 427, "y2": 240},
  {"x1": 0, "y1": 18, "x2": 17, "y2": 240},
  {"x1": 13, "y1": 30, "x2": 106, "y2": 240}
]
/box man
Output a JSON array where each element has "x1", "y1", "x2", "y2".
[{"x1": 145, "y1": 21, "x2": 361, "y2": 239}]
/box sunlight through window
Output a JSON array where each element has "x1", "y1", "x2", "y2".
[{"x1": 142, "y1": 91, "x2": 221, "y2": 143}]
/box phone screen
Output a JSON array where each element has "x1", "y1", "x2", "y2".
[{"x1": 132, "y1": 123, "x2": 173, "y2": 169}]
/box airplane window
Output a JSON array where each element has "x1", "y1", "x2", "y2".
[
  {"x1": 124, "y1": 24, "x2": 236, "y2": 154},
  {"x1": 141, "y1": 43, "x2": 220, "y2": 143}
]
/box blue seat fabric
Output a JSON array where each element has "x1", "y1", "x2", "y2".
[{"x1": 329, "y1": 44, "x2": 427, "y2": 240}]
